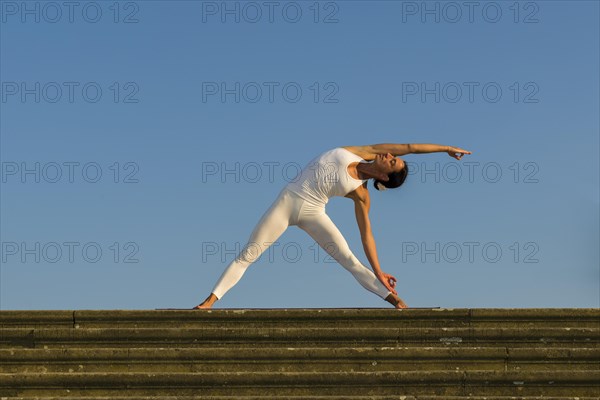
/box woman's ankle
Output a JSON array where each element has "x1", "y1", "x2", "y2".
[
  {"x1": 205, "y1": 293, "x2": 218, "y2": 304},
  {"x1": 385, "y1": 293, "x2": 398, "y2": 306}
]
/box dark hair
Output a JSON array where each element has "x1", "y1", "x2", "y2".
[{"x1": 373, "y1": 163, "x2": 409, "y2": 191}]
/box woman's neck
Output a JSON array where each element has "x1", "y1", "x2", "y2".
[{"x1": 356, "y1": 162, "x2": 378, "y2": 180}]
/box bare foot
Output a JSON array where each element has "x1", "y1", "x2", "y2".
[
  {"x1": 385, "y1": 293, "x2": 408, "y2": 309},
  {"x1": 192, "y1": 293, "x2": 218, "y2": 310},
  {"x1": 192, "y1": 303, "x2": 212, "y2": 310},
  {"x1": 394, "y1": 296, "x2": 408, "y2": 309}
]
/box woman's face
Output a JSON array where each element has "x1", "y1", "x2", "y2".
[{"x1": 374, "y1": 153, "x2": 405, "y2": 176}]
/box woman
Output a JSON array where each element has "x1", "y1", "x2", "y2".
[{"x1": 194, "y1": 143, "x2": 472, "y2": 309}]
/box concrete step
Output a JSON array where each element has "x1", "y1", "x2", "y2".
[
  {"x1": 0, "y1": 370, "x2": 599, "y2": 397},
  {"x1": 1, "y1": 326, "x2": 597, "y2": 348},
  {"x1": 1, "y1": 309, "x2": 598, "y2": 329},
  {"x1": 1, "y1": 308, "x2": 598, "y2": 397},
  {"x1": 1, "y1": 397, "x2": 600, "y2": 400},
  {"x1": 0, "y1": 347, "x2": 597, "y2": 373}
]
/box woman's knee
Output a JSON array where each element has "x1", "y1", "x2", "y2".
[
  {"x1": 329, "y1": 246, "x2": 361, "y2": 269},
  {"x1": 235, "y1": 241, "x2": 266, "y2": 264}
]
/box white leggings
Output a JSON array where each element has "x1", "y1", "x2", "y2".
[{"x1": 211, "y1": 187, "x2": 392, "y2": 301}]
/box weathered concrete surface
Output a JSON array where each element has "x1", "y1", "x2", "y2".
[
  {"x1": 0, "y1": 308, "x2": 598, "y2": 398},
  {"x1": 1, "y1": 397, "x2": 599, "y2": 400}
]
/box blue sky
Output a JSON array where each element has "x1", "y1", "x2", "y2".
[{"x1": 1, "y1": 0, "x2": 598, "y2": 310}]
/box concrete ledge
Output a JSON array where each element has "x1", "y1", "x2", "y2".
[
  {"x1": 0, "y1": 311, "x2": 73, "y2": 327},
  {"x1": 1, "y1": 327, "x2": 598, "y2": 347},
  {"x1": 1, "y1": 397, "x2": 599, "y2": 400},
  {"x1": 1, "y1": 308, "x2": 599, "y2": 324},
  {"x1": 0, "y1": 346, "x2": 597, "y2": 374},
  {"x1": 0, "y1": 371, "x2": 599, "y2": 397},
  {"x1": 1, "y1": 309, "x2": 597, "y2": 398},
  {"x1": 1, "y1": 346, "x2": 597, "y2": 361}
]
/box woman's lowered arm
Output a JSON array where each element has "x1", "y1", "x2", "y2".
[{"x1": 353, "y1": 194, "x2": 398, "y2": 295}]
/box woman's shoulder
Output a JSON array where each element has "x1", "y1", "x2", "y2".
[{"x1": 339, "y1": 146, "x2": 374, "y2": 161}]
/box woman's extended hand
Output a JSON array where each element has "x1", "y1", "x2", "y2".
[
  {"x1": 378, "y1": 272, "x2": 398, "y2": 295},
  {"x1": 447, "y1": 146, "x2": 472, "y2": 160}
]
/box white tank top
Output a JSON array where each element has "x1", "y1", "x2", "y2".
[{"x1": 285, "y1": 147, "x2": 368, "y2": 205}]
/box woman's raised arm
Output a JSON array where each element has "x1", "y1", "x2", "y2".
[{"x1": 343, "y1": 144, "x2": 472, "y2": 160}]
